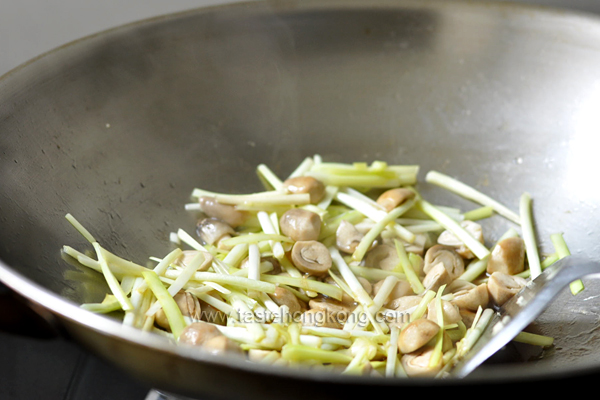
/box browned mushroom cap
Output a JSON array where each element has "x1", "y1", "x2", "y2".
[
  {"x1": 451, "y1": 283, "x2": 489, "y2": 312},
  {"x1": 202, "y1": 335, "x2": 243, "y2": 355},
  {"x1": 198, "y1": 196, "x2": 248, "y2": 228},
  {"x1": 179, "y1": 321, "x2": 222, "y2": 346},
  {"x1": 427, "y1": 299, "x2": 462, "y2": 325},
  {"x1": 422, "y1": 262, "x2": 453, "y2": 292},
  {"x1": 282, "y1": 176, "x2": 326, "y2": 204},
  {"x1": 196, "y1": 218, "x2": 235, "y2": 247},
  {"x1": 335, "y1": 220, "x2": 364, "y2": 254},
  {"x1": 423, "y1": 244, "x2": 464, "y2": 280},
  {"x1": 291, "y1": 240, "x2": 332, "y2": 276},
  {"x1": 398, "y1": 319, "x2": 440, "y2": 354},
  {"x1": 487, "y1": 237, "x2": 526, "y2": 275},
  {"x1": 155, "y1": 290, "x2": 202, "y2": 331},
  {"x1": 364, "y1": 244, "x2": 400, "y2": 271},
  {"x1": 279, "y1": 209, "x2": 322, "y2": 242},
  {"x1": 437, "y1": 220, "x2": 484, "y2": 259},
  {"x1": 401, "y1": 346, "x2": 443, "y2": 377},
  {"x1": 372, "y1": 279, "x2": 414, "y2": 307},
  {"x1": 268, "y1": 286, "x2": 306, "y2": 315},
  {"x1": 376, "y1": 188, "x2": 415, "y2": 212},
  {"x1": 487, "y1": 271, "x2": 528, "y2": 306}
]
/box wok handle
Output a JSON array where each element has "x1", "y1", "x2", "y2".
[{"x1": 0, "y1": 282, "x2": 61, "y2": 339}]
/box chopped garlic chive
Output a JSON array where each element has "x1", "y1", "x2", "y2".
[
  {"x1": 191, "y1": 188, "x2": 310, "y2": 206},
  {"x1": 256, "y1": 164, "x2": 283, "y2": 191},
  {"x1": 257, "y1": 211, "x2": 285, "y2": 259},
  {"x1": 352, "y1": 198, "x2": 416, "y2": 262},
  {"x1": 220, "y1": 233, "x2": 293, "y2": 247},
  {"x1": 463, "y1": 206, "x2": 494, "y2": 221},
  {"x1": 417, "y1": 199, "x2": 490, "y2": 260},
  {"x1": 261, "y1": 274, "x2": 343, "y2": 300},
  {"x1": 550, "y1": 233, "x2": 583, "y2": 295},
  {"x1": 394, "y1": 239, "x2": 424, "y2": 294},
  {"x1": 287, "y1": 157, "x2": 314, "y2": 179},
  {"x1": 513, "y1": 331, "x2": 554, "y2": 347},
  {"x1": 330, "y1": 247, "x2": 375, "y2": 308},
  {"x1": 519, "y1": 192, "x2": 541, "y2": 279},
  {"x1": 65, "y1": 213, "x2": 96, "y2": 243},
  {"x1": 425, "y1": 170, "x2": 520, "y2": 224},
  {"x1": 92, "y1": 243, "x2": 133, "y2": 312},
  {"x1": 142, "y1": 270, "x2": 186, "y2": 340}
]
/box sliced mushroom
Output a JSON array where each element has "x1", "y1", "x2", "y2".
[
  {"x1": 291, "y1": 240, "x2": 332, "y2": 276},
  {"x1": 176, "y1": 250, "x2": 213, "y2": 272},
  {"x1": 487, "y1": 237, "x2": 526, "y2": 275},
  {"x1": 487, "y1": 271, "x2": 528, "y2": 306},
  {"x1": 279, "y1": 209, "x2": 322, "y2": 242},
  {"x1": 198, "y1": 196, "x2": 248, "y2": 228},
  {"x1": 459, "y1": 309, "x2": 477, "y2": 328},
  {"x1": 372, "y1": 278, "x2": 414, "y2": 307},
  {"x1": 397, "y1": 319, "x2": 440, "y2": 354},
  {"x1": 427, "y1": 299, "x2": 462, "y2": 325},
  {"x1": 444, "y1": 279, "x2": 477, "y2": 294},
  {"x1": 437, "y1": 220, "x2": 484, "y2": 259},
  {"x1": 364, "y1": 244, "x2": 400, "y2": 271},
  {"x1": 423, "y1": 244, "x2": 464, "y2": 279},
  {"x1": 179, "y1": 321, "x2": 223, "y2": 346},
  {"x1": 282, "y1": 176, "x2": 326, "y2": 204},
  {"x1": 155, "y1": 290, "x2": 202, "y2": 331},
  {"x1": 196, "y1": 218, "x2": 235, "y2": 248},
  {"x1": 451, "y1": 283, "x2": 489, "y2": 312},
  {"x1": 422, "y1": 262, "x2": 453, "y2": 292},
  {"x1": 376, "y1": 188, "x2": 415, "y2": 212},
  {"x1": 335, "y1": 220, "x2": 364, "y2": 254},
  {"x1": 389, "y1": 295, "x2": 423, "y2": 312},
  {"x1": 401, "y1": 346, "x2": 443, "y2": 377},
  {"x1": 268, "y1": 286, "x2": 306, "y2": 315}
]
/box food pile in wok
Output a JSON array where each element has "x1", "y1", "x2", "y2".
[{"x1": 63, "y1": 156, "x2": 576, "y2": 377}]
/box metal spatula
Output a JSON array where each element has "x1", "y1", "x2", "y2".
[{"x1": 451, "y1": 256, "x2": 600, "y2": 378}]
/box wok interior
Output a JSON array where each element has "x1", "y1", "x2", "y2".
[{"x1": 2, "y1": 0, "x2": 600, "y2": 391}]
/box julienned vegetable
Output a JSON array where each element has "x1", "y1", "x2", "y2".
[{"x1": 64, "y1": 156, "x2": 573, "y2": 378}]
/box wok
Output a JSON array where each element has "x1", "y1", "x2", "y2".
[{"x1": 1, "y1": 0, "x2": 600, "y2": 397}]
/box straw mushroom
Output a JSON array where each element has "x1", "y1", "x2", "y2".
[
  {"x1": 198, "y1": 196, "x2": 248, "y2": 228},
  {"x1": 401, "y1": 346, "x2": 443, "y2": 377},
  {"x1": 487, "y1": 271, "x2": 528, "y2": 306},
  {"x1": 389, "y1": 295, "x2": 422, "y2": 312},
  {"x1": 196, "y1": 218, "x2": 235, "y2": 248},
  {"x1": 155, "y1": 290, "x2": 202, "y2": 331},
  {"x1": 423, "y1": 244, "x2": 464, "y2": 279},
  {"x1": 291, "y1": 240, "x2": 332, "y2": 276},
  {"x1": 268, "y1": 286, "x2": 305, "y2": 315},
  {"x1": 279, "y1": 209, "x2": 322, "y2": 242},
  {"x1": 282, "y1": 176, "x2": 326, "y2": 203},
  {"x1": 422, "y1": 262, "x2": 453, "y2": 292},
  {"x1": 335, "y1": 220, "x2": 364, "y2": 254},
  {"x1": 487, "y1": 237, "x2": 526, "y2": 275},
  {"x1": 179, "y1": 321, "x2": 241, "y2": 354},
  {"x1": 179, "y1": 321, "x2": 223, "y2": 346},
  {"x1": 437, "y1": 220, "x2": 484, "y2": 259},
  {"x1": 372, "y1": 278, "x2": 414, "y2": 307},
  {"x1": 427, "y1": 299, "x2": 462, "y2": 325},
  {"x1": 397, "y1": 319, "x2": 440, "y2": 354},
  {"x1": 451, "y1": 283, "x2": 489, "y2": 312},
  {"x1": 364, "y1": 244, "x2": 400, "y2": 271},
  {"x1": 376, "y1": 188, "x2": 415, "y2": 212}
]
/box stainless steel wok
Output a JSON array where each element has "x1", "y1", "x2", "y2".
[{"x1": 2, "y1": 0, "x2": 600, "y2": 397}]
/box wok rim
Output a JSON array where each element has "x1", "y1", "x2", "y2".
[{"x1": 1, "y1": 0, "x2": 600, "y2": 389}]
